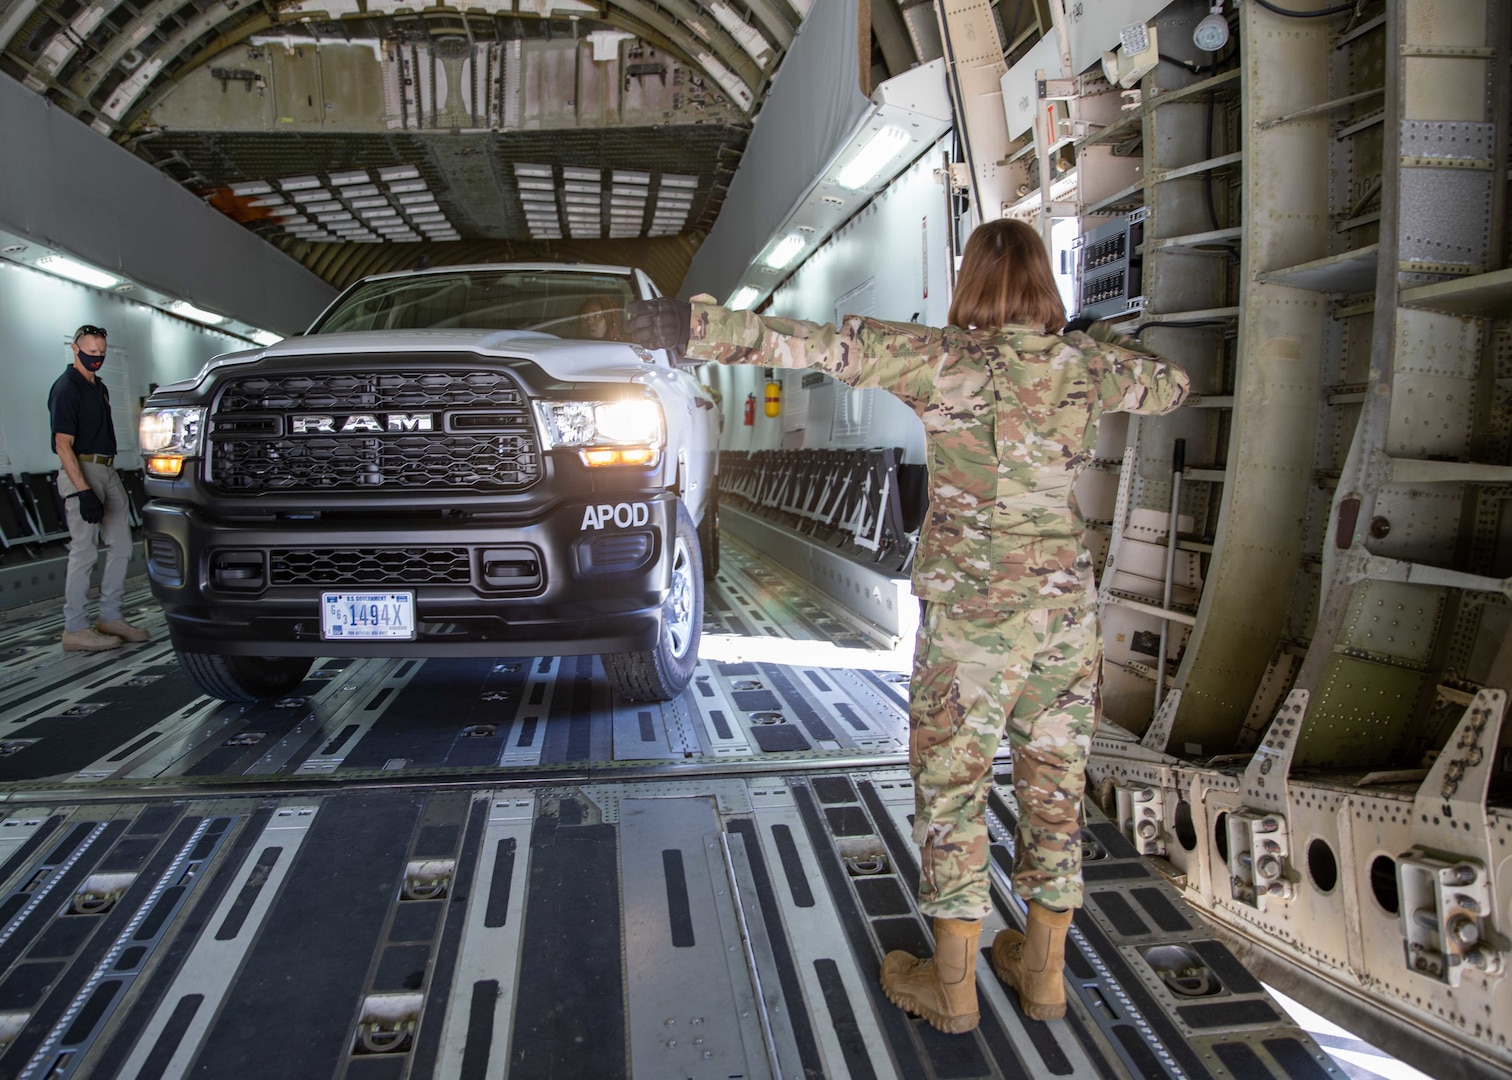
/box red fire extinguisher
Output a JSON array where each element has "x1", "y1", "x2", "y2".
[{"x1": 743, "y1": 393, "x2": 756, "y2": 426}]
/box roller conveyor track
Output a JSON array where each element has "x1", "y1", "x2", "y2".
[{"x1": 0, "y1": 538, "x2": 1333, "y2": 1079}]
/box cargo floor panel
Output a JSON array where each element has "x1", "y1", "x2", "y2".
[
  {"x1": 0, "y1": 779, "x2": 1326, "y2": 1080},
  {"x1": 0, "y1": 548, "x2": 1329, "y2": 1077},
  {"x1": 0, "y1": 540, "x2": 911, "y2": 784}
]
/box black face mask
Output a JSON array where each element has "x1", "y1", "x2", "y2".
[{"x1": 77, "y1": 351, "x2": 105, "y2": 373}]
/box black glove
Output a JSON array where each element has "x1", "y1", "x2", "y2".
[
  {"x1": 1063, "y1": 315, "x2": 1097, "y2": 335},
  {"x1": 624, "y1": 298, "x2": 692, "y2": 352},
  {"x1": 74, "y1": 488, "x2": 104, "y2": 524}
]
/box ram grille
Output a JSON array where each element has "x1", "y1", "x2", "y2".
[{"x1": 208, "y1": 369, "x2": 540, "y2": 494}]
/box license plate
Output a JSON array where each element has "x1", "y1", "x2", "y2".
[{"x1": 320, "y1": 591, "x2": 416, "y2": 641}]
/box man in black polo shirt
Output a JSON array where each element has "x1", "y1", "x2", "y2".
[{"x1": 48, "y1": 324, "x2": 150, "y2": 651}]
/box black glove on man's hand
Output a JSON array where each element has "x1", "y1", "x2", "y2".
[
  {"x1": 1063, "y1": 315, "x2": 1097, "y2": 335},
  {"x1": 624, "y1": 298, "x2": 692, "y2": 352},
  {"x1": 75, "y1": 489, "x2": 104, "y2": 524}
]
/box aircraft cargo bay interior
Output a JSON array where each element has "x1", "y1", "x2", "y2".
[{"x1": 0, "y1": 0, "x2": 1506, "y2": 1078}]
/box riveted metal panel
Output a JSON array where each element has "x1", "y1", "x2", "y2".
[
  {"x1": 1400, "y1": 119, "x2": 1495, "y2": 160},
  {"x1": 1387, "y1": 308, "x2": 1484, "y2": 456},
  {"x1": 1294, "y1": 656, "x2": 1427, "y2": 768},
  {"x1": 1367, "y1": 485, "x2": 1466, "y2": 562},
  {"x1": 1338, "y1": 580, "x2": 1446, "y2": 667},
  {"x1": 1398, "y1": 166, "x2": 1492, "y2": 272}
]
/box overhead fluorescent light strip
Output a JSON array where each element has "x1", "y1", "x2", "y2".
[
  {"x1": 729, "y1": 286, "x2": 759, "y2": 310},
  {"x1": 35, "y1": 255, "x2": 119, "y2": 289},
  {"x1": 764, "y1": 233, "x2": 806, "y2": 270},
  {"x1": 836, "y1": 125, "x2": 912, "y2": 190},
  {"x1": 168, "y1": 300, "x2": 227, "y2": 325},
  {"x1": 378, "y1": 165, "x2": 420, "y2": 182},
  {"x1": 278, "y1": 175, "x2": 321, "y2": 191},
  {"x1": 229, "y1": 180, "x2": 274, "y2": 197},
  {"x1": 329, "y1": 170, "x2": 370, "y2": 186}
]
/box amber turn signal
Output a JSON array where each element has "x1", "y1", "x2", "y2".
[{"x1": 580, "y1": 447, "x2": 655, "y2": 467}]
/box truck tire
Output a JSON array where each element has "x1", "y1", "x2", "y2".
[
  {"x1": 179, "y1": 652, "x2": 314, "y2": 703},
  {"x1": 604, "y1": 502, "x2": 703, "y2": 701},
  {"x1": 698, "y1": 478, "x2": 720, "y2": 580}
]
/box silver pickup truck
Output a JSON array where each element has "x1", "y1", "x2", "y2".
[{"x1": 137, "y1": 263, "x2": 720, "y2": 703}]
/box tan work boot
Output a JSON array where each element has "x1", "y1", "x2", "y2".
[
  {"x1": 95, "y1": 619, "x2": 150, "y2": 642},
  {"x1": 880, "y1": 917, "x2": 981, "y2": 1033},
  {"x1": 991, "y1": 902, "x2": 1075, "y2": 1020},
  {"x1": 62, "y1": 627, "x2": 123, "y2": 652}
]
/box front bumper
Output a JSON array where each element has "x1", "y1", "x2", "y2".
[{"x1": 143, "y1": 494, "x2": 675, "y2": 657}]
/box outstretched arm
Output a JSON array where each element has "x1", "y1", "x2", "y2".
[
  {"x1": 1074, "y1": 321, "x2": 1190, "y2": 416},
  {"x1": 682, "y1": 295, "x2": 946, "y2": 410}
]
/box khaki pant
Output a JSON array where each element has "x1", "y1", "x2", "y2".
[
  {"x1": 57, "y1": 462, "x2": 133, "y2": 633},
  {"x1": 909, "y1": 600, "x2": 1100, "y2": 919}
]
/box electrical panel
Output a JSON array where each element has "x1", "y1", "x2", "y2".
[{"x1": 1075, "y1": 208, "x2": 1146, "y2": 320}]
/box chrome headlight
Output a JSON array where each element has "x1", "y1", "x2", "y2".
[
  {"x1": 534, "y1": 399, "x2": 664, "y2": 466},
  {"x1": 139, "y1": 406, "x2": 204, "y2": 477}
]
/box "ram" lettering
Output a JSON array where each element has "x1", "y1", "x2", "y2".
[{"x1": 290, "y1": 413, "x2": 434, "y2": 434}]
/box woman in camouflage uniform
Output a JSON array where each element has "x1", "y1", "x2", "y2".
[{"x1": 629, "y1": 219, "x2": 1188, "y2": 1033}]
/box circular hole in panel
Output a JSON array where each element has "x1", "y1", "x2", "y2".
[
  {"x1": 1174, "y1": 800, "x2": 1198, "y2": 852},
  {"x1": 1308, "y1": 838, "x2": 1339, "y2": 893},
  {"x1": 1370, "y1": 854, "x2": 1400, "y2": 914},
  {"x1": 1213, "y1": 811, "x2": 1230, "y2": 864}
]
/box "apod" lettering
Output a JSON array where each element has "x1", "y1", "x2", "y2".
[{"x1": 580, "y1": 502, "x2": 651, "y2": 530}]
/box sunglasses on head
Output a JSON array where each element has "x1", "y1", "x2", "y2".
[{"x1": 73, "y1": 325, "x2": 108, "y2": 342}]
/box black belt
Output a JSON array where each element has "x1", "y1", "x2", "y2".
[{"x1": 76, "y1": 453, "x2": 114, "y2": 466}]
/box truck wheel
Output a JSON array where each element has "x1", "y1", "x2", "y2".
[
  {"x1": 698, "y1": 479, "x2": 720, "y2": 581},
  {"x1": 604, "y1": 502, "x2": 703, "y2": 701},
  {"x1": 179, "y1": 652, "x2": 314, "y2": 703}
]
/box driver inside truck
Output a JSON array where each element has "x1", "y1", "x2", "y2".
[{"x1": 577, "y1": 295, "x2": 624, "y2": 340}]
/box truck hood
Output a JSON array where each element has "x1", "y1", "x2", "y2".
[{"x1": 159, "y1": 329, "x2": 665, "y2": 392}]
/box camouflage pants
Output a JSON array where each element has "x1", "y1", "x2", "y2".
[{"x1": 909, "y1": 601, "x2": 1099, "y2": 919}]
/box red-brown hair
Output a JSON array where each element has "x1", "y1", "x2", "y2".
[{"x1": 947, "y1": 218, "x2": 1066, "y2": 332}]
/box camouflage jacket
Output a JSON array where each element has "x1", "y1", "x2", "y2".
[{"x1": 684, "y1": 297, "x2": 1190, "y2": 612}]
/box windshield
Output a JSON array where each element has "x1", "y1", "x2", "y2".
[{"x1": 310, "y1": 269, "x2": 637, "y2": 341}]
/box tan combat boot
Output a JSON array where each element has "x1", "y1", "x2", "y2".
[
  {"x1": 880, "y1": 917, "x2": 981, "y2": 1034},
  {"x1": 62, "y1": 627, "x2": 122, "y2": 652},
  {"x1": 95, "y1": 619, "x2": 150, "y2": 642},
  {"x1": 991, "y1": 902, "x2": 1074, "y2": 1020}
]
